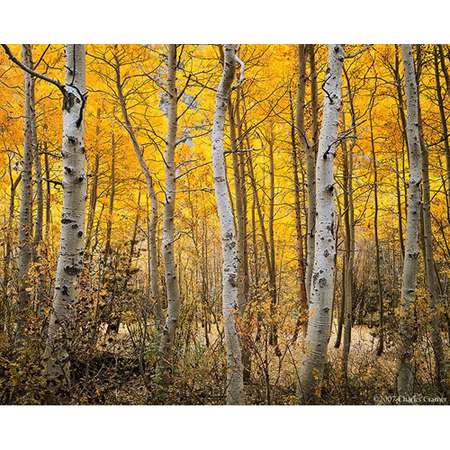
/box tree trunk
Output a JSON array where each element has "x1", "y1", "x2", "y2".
[
  {"x1": 104, "y1": 133, "x2": 116, "y2": 264},
  {"x1": 302, "y1": 44, "x2": 317, "y2": 299},
  {"x1": 289, "y1": 91, "x2": 308, "y2": 341},
  {"x1": 417, "y1": 52, "x2": 447, "y2": 394},
  {"x1": 113, "y1": 49, "x2": 161, "y2": 338},
  {"x1": 229, "y1": 90, "x2": 251, "y2": 382},
  {"x1": 434, "y1": 47, "x2": 450, "y2": 224},
  {"x1": 16, "y1": 44, "x2": 36, "y2": 339},
  {"x1": 396, "y1": 45, "x2": 422, "y2": 397},
  {"x1": 159, "y1": 44, "x2": 182, "y2": 375},
  {"x1": 298, "y1": 44, "x2": 344, "y2": 403},
  {"x1": 46, "y1": 45, "x2": 87, "y2": 387},
  {"x1": 340, "y1": 109, "x2": 354, "y2": 392},
  {"x1": 212, "y1": 44, "x2": 245, "y2": 405},
  {"x1": 85, "y1": 109, "x2": 101, "y2": 255},
  {"x1": 369, "y1": 108, "x2": 384, "y2": 356}
]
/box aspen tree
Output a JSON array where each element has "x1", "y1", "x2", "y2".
[
  {"x1": 16, "y1": 45, "x2": 35, "y2": 338},
  {"x1": 305, "y1": 44, "x2": 319, "y2": 296},
  {"x1": 417, "y1": 49, "x2": 447, "y2": 394},
  {"x1": 396, "y1": 44, "x2": 422, "y2": 396},
  {"x1": 212, "y1": 44, "x2": 245, "y2": 404},
  {"x1": 299, "y1": 44, "x2": 344, "y2": 403},
  {"x1": 0, "y1": 43, "x2": 86, "y2": 383},
  {"x1": 113, "y1": 48, "x2": 162, "y2": 333},
  {"x1": 159, "y1": 44, "x2": 182, "y2": 374},
  {"x1": 46, "y1": 45, "x2": 87, "y2": 384},
  {"x1": 369, "y1": 104, "x2": 384, "y2": 356}
]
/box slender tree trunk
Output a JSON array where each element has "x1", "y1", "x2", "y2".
[
  {"x1": 298, "y1": 45, "x2": 344, "y2": 403},
  {"x1": 303, "y1": 44, "x2": 317, "y2": 299},
  {"x1": 267, "y1": 134, "x2": 280, "y2": 354},
  {"x1": 146, "y1": 194, "x2": 162, "y2": 331},
  {"x1": 46, "y1": 45, "x2": 87, "y2": 386},
  {"x1": 16, "y1": 44, "x2": 36, "y2": 340},
  {"x1": 396, "y1": 45, "x2": 422, "y2": 397},
  {"x1": 369, "y1": 109, "x2": 384, "y2": 356},
  {"x1": 394, "y1": 151, "x2": 405, "y2": 257},
  {"x1": 31, "y1": 74, "x2": 43, "y2": 254},
  {"x1": 340, "y1": 110, "x2": 354, "y2": 392},
  {"x1": 104, "y1": 133, "x2": 116, "y2": 263},
  {"x1": 234, "y1": 87, "x2": 251, "y2": 381},
  {"x1": 85, "y1": 109, "x2": 101, "y2": 255},
  {"x1": 212, "y1": 44, "x2": 244, "y2": 404},
  {"x1": 417, "y1": 54, "x2": 447, "y2": 394},
  {"x1": 434, "y1": 47, "x2": 450, "y2": 224},
  {"x1": 44, "y1": 148, "x2": 52, "y2": 242},
  {"x1": 2, "y1": 162, "x2": 20, "y2": 335},
  {"x1": 290, "y1": 92, "x2": 308, "y2": 341},
  {"x1": 114, "y1": 50, "x2": 161, "y2": 339},
  {"x1": 229, "y1": 92, "x2": 252, "y2": 382},
  {"x1": 159, "y1": 44, "x2": 182, "y2": 374}
]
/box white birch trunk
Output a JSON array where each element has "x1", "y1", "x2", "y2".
[
  {"x1": 212, "y1": 44, "x2": 245, "y2": 405},
  {"x1": 397, "y1": 44, "x2": 422, "y2": 396},
  {"x1": 298, "y1": 44, "x2": 344, "y2": 403},
  {"x1": 46, "y1": 45, "x2": 87, "y2": 384},
  {"x1": 159, "y1": 45, "x2": 182, "y2": 372}
]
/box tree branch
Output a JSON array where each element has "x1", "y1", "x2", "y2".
[{"x1": 1, "y1": 44, "x2": 65, "y2": 94}]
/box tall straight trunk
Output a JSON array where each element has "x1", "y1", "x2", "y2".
[
  {"x1": 2, "y1": 162, "x2": 20, "y2": 334},
  {"x1": 393, "y1": 45, "x2": 408, "y2": 259},
  {"x1": 417, "y1": 54, "x2": 447, "y2": 394},
  {"x1": 369, "y1": 109, "x2": 384, "y2": 356},
  {"x1": 229, "y1": 92, "x2": 252, "y2": 382},
  {"x1": 246, "y1": 143, "x2": 279, "y2": 352},
  {"x1": 341, "y1": 71, "x2": 356, "y2": 390},
  {"x1": 234, "y1": 88, "x2": 251, "y2": 381},
  {"x1": 31, "y1": 61, "x2": 43, "y2": 254},
  {"x1": 46, "y1": 45, "x2": 87, "y2": 384},
  {"x1": 146, "y1": 194, "x2": 162, "y2": 330},
  {"x1": 396, "y1": 45, "x2": 422, "y2": 397},
  {"x1": 267, "y1": 135, "x2": 279, "y2": 353},
  {"x1": 394, "y1": 152, "x2": 405, "y2": 257},
  {"x1": 114, "y1": 50, "x2": 161, "y2": 337},
  {"x1": 419, "y1": 130, "x2": 447, "y2": 393},
  {"x1": 104, "y1": 133, "x2": 116, "y2": 262},
  {"x1": 302, "y1": 44, "x2": 317, "y2": 299},
  {"x1": 159, "y1": 44, "x2": 182, "y2": 372},
  {"x1": 228, "y1": 98, "x2": 247, "y2": 314},
  {"x1": 298, "y1": 44, "x2": 344, "y2": 403},
  {"x1": 44, "y1": 148, "x2": 52, "y2": 242},
  {"x1": 85, "y1": 109, "x2": 101, "y2": 254},
  {"x1": 434, "y1": 47, "x2": 450, "y2": 224},
  {"x1": 16, "y1": 44, "x2": 36, "y2": 339},
  {"x1": 85, "y1": 153, "x2": 99, "y2": 256},
  {"x1": 235, "y1": 89, "x2": 249, "y2": 309},
  {"x1": 289, "y1": 93, "x2": 308, "y2": 340},
  {"x1": 211, "y1": 44, "x2": 244, "y2": 405}
]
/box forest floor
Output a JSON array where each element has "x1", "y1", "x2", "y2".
[
  {"x1": 44, "y1": 307, "x2": 444, "y2": 406},
  {"x1": 87, "y1": 320, "x2": 413, "y2": 405}
]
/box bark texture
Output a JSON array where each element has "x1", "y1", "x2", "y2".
[
  {"x1": 396, "y1": 45, "x2": 422, "y2": 397},
  {"x1": 298, "y1": 44, "x2": 344, "y2": 403},
  {"x1": 159, "y1": 45, "x2": 182, "y2": 373},
  {"x1": 16, "y1": 44, "x2": 36, "y2": 337},
  {"x1": 303, "y1": 44, "x2": 318, "y2": 299},
  {"x1": 212, "y1": 44, "x2": 245, "y2": 404},
  {"x1": 46, "y1": 45, "x2": 87, "y2": 385}
]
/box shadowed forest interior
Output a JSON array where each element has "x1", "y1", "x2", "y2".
[{"x1": 0, "y1": 43, "x2": 449, "y2": 405}]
